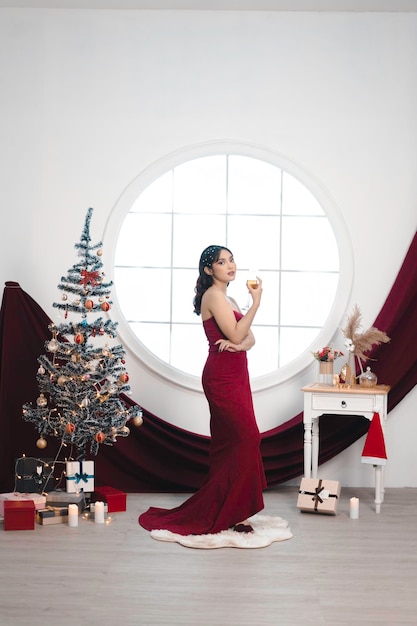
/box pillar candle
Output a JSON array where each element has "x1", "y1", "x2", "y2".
[
  {"x1": 94, "y1": 501, "x2": 105, "y2": 524},
  {"x1": 349, "y1": 497, "x2": 359, "y2": 519},
  {"x1": 68, "y1": 503, "x2": 78, "y2": 527}
]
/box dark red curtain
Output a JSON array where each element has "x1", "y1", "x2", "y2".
[{"x1": 0, "y1": 231, "x2": 416, "y2": 493}]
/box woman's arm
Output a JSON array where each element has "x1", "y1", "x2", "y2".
[
  {"x1": 215, "y1": 330, "x2": 256, "y2": 353},
  {"x1": 203, "y1": 280, "x2": 262, "y2": 344}
]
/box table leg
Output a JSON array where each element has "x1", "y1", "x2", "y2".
[
  {"x1": 303, "y1": 421, "x2": 312, "y2": 479},
  {"x1": 312, "y1": 418, "x2": 319, "y2": 478},
  {"x1": 374, "y1": 465, "x2": 383, "y2": 514}
]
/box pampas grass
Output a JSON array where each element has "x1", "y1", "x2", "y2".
[{"x1": 341, "y1": 305, "x2": 390, "y2": 362}]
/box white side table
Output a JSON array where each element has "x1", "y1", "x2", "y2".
[{"x1": 301, "y1": 383, "x2": 390, "y2": 513}]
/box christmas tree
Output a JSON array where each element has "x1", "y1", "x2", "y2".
[{"x1": 22, "y1": 207, "x2": 143, "y2": 458}]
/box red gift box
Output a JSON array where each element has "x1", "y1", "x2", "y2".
[
  {"x1": 93, "y1": 486, "x2": 126, "y2": 513},
  {"x1": 4, "y1": 500, "x2": 35, "y2": 531}
]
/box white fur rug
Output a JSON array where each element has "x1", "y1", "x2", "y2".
[{"x1": 150, "y1": 515, "x2": 293, "y2": 549}]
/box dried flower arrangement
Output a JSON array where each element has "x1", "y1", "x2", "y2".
[{"x1": 341, "y1": 305, "x2": 390, "y2": 364}]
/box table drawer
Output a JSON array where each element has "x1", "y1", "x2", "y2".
[{"x1": 312, "y1": 395, "x2": 376, "y2": 412}]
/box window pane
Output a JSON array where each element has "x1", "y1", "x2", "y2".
[
  {"x1": 247, "y1": 326, "x2": 279, "y2": 377},
  {"x1": 280, "y1": 271, "x2": 339, "y2": 327},
  {"x1": 174, "y1": 156, "x2": 227, "y2": 214},
  {"x1": 281, "y1": 216, "x2": 339, "y2": 271},
  {"x1": 172, "y1": 214, "x2": 226, "y2": 268},
  {"x1": 227, "y1": 215, "x2": 280, "y2": 270},
  {"x1": 115, "y1": 214, "x2": 172, "y2": 267},
  {"x1": 282, "y1": 172, "x2": 324, "y2": 216},
  {"x1": 228, "y1": 155, "x2": 281, "y2": 215},
  {"x1": 172, "y1": 269, "x2": 200, "y2": 323},
  {"x1": 114, "y1": 267, "x2": 171, "y2": 322}
]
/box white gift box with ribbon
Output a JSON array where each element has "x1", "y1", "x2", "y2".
[{"x1": 66, "y1": 460, "x2": 94, "y2": 493}]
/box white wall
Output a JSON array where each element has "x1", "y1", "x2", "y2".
[{"x1": 0, "y1": 8, "x2": 416, "y2": 486}]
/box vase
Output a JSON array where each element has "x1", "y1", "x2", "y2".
[
  {"x1": 318, "y1": 360, "x2": 333, "y2": 384},
  {"x1": 340, "y1": 352, "x2": 357, "y2": 385}
]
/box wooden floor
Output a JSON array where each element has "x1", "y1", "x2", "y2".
[{"x1": 1, "y1": 487, "x2": 416, "y2": 626}]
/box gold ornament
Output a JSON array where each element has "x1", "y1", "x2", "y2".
[
  {"x1": 97, "y1": 249, "x2": 103, "y2": 256},
  {"x1": 36, "y1": 437, "x2": 47, "y2": 449},
  {"x1": 132, "y1": 415, "x2": 143, "y2": 427}
]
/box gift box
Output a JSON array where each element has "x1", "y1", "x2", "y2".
[
  {"x1": 93, "y1": 486, "x2": 126, "y2": 513},
  {"x1": 15, "y1": 457, "x2": 57, "y2": 493},
  {"x1": 66, "y1": 460, "x2": 94, "y2": 493},
  {"x1": 36, "y1": 507, "x2": 69, "y2": 525},
  {"x1": 297, "y1": 478, "x2": 341, "y2": 515},
  {"x1": 45, "y1": 490, "x2": 85, "y2": 512},
  {"x1": 0, "y1": 492, "x2": 46, "y2": 516},
  {"x1": 4, "y1": 500, "x2": 35, "y2": 530}
]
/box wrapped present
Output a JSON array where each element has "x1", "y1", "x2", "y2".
[
  {"x1": 15, "y1": 457, "x2": 57, "y2": 493},
  {"x1": 36, "y1": 507, "x2": 69, "y2": 525},
  {"x1": 4, "y1": 500, "x2": 35, "y2": 531},
  {"x1": 66, "y1": 460, "x2": 94, "y2": 493},
  {"x1": 45, "y1": 490, "x2": 85, "y2": 512},
  {"x1": 297, "y1": 478, "x2": 341, "y2": 515},
  {"x1": 93, "y1": 486, "x2": 126, "y2": 513},
  {"x1": 0, "y1": 492, "x2": 46, "y2": 517}
]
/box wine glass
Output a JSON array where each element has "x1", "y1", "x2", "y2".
[{"x1": 242, "y1": 268, "x2": 259, "y2": 310}]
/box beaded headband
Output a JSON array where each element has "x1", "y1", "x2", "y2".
[{"x1": 200, "y1": 245, "x2": 223, "y2": 268}]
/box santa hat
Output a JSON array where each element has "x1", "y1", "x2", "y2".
[{"x1": 361, "y1": 412, "x2": 387, "y2": 465}]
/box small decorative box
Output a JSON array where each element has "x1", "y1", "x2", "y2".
[
  {"x1": 15, "y1": 457, "x2": 56, "y2": 493},
  {"x1": 45, "y1": 490, "x2": 85, "y2": 512},
  {"x1": 0, "y1": 492, "x2": 46, "y2": 516},
  {"x1": 66, "y1": 460, "x2": 94, "y2": 493},
  {"x1": 4, "y1": 500, "x2": 35, "y2": 531},
  {"x1": 36, "y1": 507, "x2": 69, "y2": 525},
  {"x1": 93, "y1": 486, "x2": 126, "y2": 513},
  {"x1": 297, "y1": 478, "x2": 341, "y2": 515}
]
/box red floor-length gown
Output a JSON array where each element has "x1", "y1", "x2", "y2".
[{"x1": 138, "y1": 311, "x2": 266, "y2": 535}]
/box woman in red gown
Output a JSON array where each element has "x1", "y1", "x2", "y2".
[{"x1": 138, "y1": 245, "x2": 266, "y2": 535}]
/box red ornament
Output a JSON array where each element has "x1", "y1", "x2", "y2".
[
  {"x1": 85, "y1": 299, "x2": 94, "y2": 310},
  {"x1": 119, "y1": 373, "x2": 129, "y2": 383},
  {"x1": 74, "y1": 333, "x2": 84, "y2": 345},
  {"x1": 101, "y1": 302, "x2": 110, "y2": 312},
  {"x1": 65, "y1": 422, "x2": 75, "y2": 434},
  {"x1": 95, "y1": 431, "x2": 106, "y2": 443}
]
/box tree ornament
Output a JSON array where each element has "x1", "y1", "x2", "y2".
[
  {"x1": 61, "y1": 294, "x2": 68, "y2": 301},
  {"x1": 47, "y1": 338, "x2": 59, "y2": 353},
  {"x1": 121, "y1": 425, "x2": 130, "y2": 435},
  {"x1": 95, "y1": 431, "x2": 106, "y2": 443},
  {"x1": 57, "y1": 375, "x2": 67, "y2": 385},
  {"x1": 74, "y1": 333, "x2": 84, "y2": 345},
  {"x1": 119, "y1": 373, "x2": 129, "y2": 383},
  {"x1": 85, "y1": 299, "x2": 94, "y2": 310},
  {"x1": 38, "y1": 366, "x2": 46, "y2": 375},
  {"x1": 132, "y1": 414, "x2": 143, "y2": 427},
  {"x1": 101, "y1": 302, "x2": 110, "y2": 312},
  {"x1": 36, "y1": 437, "x2": 47, "y2": 449},
  {"x1": 97, "y1": 249, "x2": 103, "y2": 256},
  {"x1": 81, "y1": 397, "x2": 90, "y2": 408},
  {"x1": 36, "y1": 393, "x2": 47, "y2": 407},
  {"x1": 65, "y1": 422, "x2": 75, "y2": 434}
]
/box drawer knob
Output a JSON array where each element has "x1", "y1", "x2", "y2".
[{"x1": 341, "y1": 400, "x2": 347, "y2": 408}]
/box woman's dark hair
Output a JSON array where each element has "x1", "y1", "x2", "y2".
[{"x1": 193, "y1": 245, "x2": 232, "y2": 315}]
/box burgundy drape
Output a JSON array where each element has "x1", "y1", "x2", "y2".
[{"x1": 0, "y1": 231, "x2": 416, "y2": 492}]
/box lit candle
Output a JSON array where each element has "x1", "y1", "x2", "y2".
[
  {"x1": 68, "y1": 503, "x2": 78, "y2": 527},
  {"x1": 94, "y1": 501, "x2": 105, "y2": 524},
  {"x1": 349, "y1": 497, "x2": 359, "y2": 519}
]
